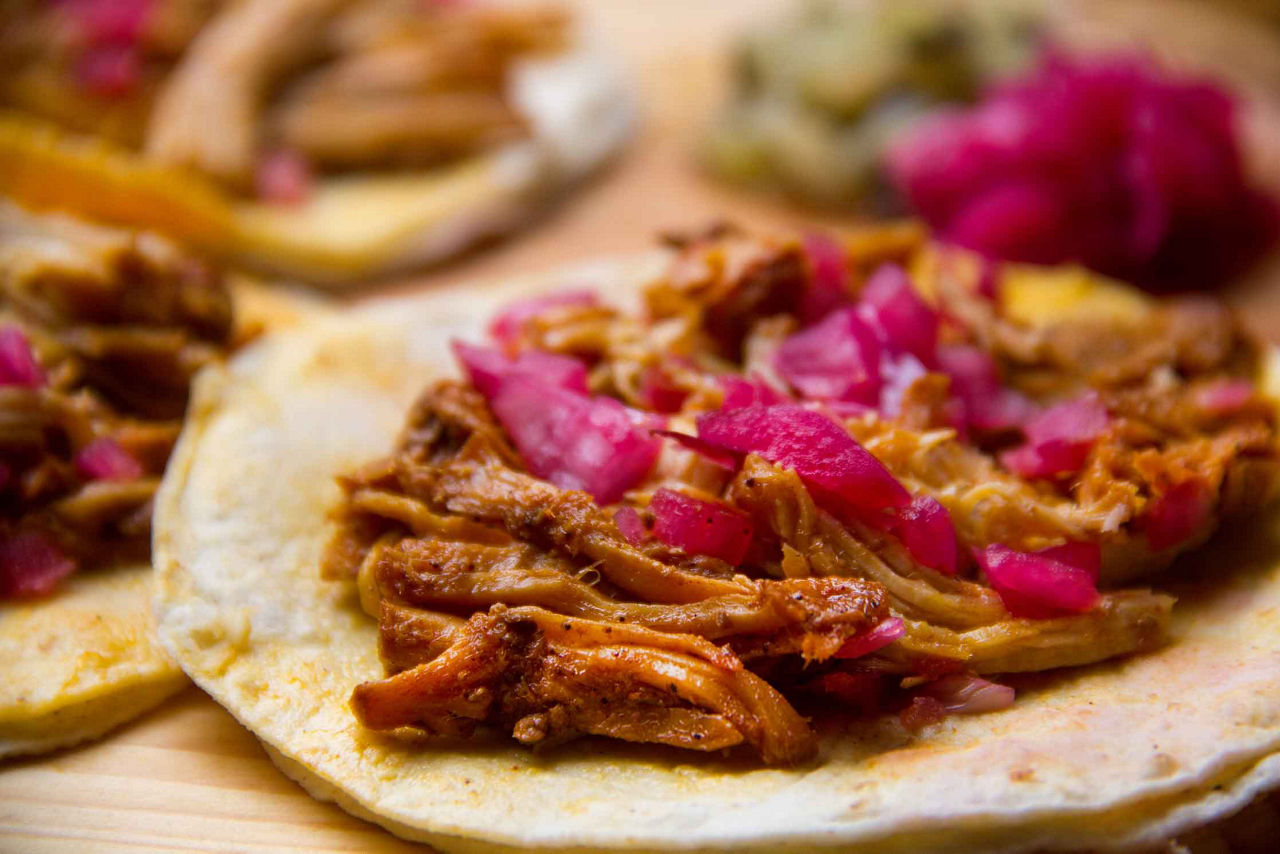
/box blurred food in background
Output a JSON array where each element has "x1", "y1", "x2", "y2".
[
  {"x1": 889, "y1": 53, "x2": 1278, "y2": 291},
  {"x1": 702, "y1": 0, "x2": 1043, "y2": 210},
  {"x1": 703, "y1": 0, "x2": 1279, "y2": 293},
  {"x1": 0, "y1": 0, "x2": 634, "y2": 284},
  {"x1": 2, "y1": 0, "x2": 566, "y2": 197}
]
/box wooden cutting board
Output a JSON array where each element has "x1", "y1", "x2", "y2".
[{"x1": 3, "y1": 1, "x2": 1280, "y2": 851}]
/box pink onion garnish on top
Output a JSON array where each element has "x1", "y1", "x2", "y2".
[
  {"x1": 653, "y1": 430, "x2": 739, "y2": 470},
  {"x1": 1000, "y1": 392, "x2": 1109, "y2": 479},
  {"x1": 74, "y1": 437, "x2": 143, "y2": 482},
  {"x1": 64, "y1": 0, "x2": 151, "y2": 44},
  {"x1": 696, "y1": 404, "x2": 910, "y2": 514},
  {"x1": 834, "y1": 616, "x2": 905, "y2": 659},
  {"x1": 937, "y1": 345, "x2": 1036, "y2": 432},
  {"x1": 255, "y1": 150, "x2": 313, "y2": 205},
  {"x1": 639, "y1": 365, "x2": 688, "y2": 414},
  {"x1": 487, "y1": 380, "x2": 660, "y2": 505},
  {"x1": 888, "y1": 54, "x2": 1278, "y2": 291},
  {"x1": 1194, "y1": 379, "x2": 1255, "y2": 416},
  {"x1": 0, "y1": 532, "x2": 76, "y2": 599},
  {"x1": 775, "y1": 307, "x2": 882, "y2": 404},
  {"x1": 0, "y1": 326, "x2": 46, "y2": 388},
  {"x1": 613, "y1": 506, "x2": 648, "y2": 546},
  {"x1": 453, "y1": 341, "x2": 588, "y2": 399},
  {"x1": 878, "y1": 353, "x2": 928, "y2": 419},
  {"x1": 800, "y1": 232, "x2": 852, "y2": 323},
  {"x1": 892, "y1": 495, "x2": 958, "y2": 576},
  {"x1": 649, "y1": 488, "x2": 754, "y2": 566},
  {"x1": 858, "y1": 264, "x2": 938, "y2": 366},
  {"x1": 75, "y1": 45, "x2": 141, "y2": 98},
  {"x1": 922, "y1": 674, "x2": 1016, "y2": 714},
  {"x1": 976, "y1": 541, "x2": 1101, "y2": 618},
  {"x1": 720, "y1": 374, "x2": 788, "y2": 410},
  {"x1": 1144, "y1": 479, "x2": 1213, "y2": 551},
  {"x1": 488, "y1": 290, "x2": 599, "y2": 349}
]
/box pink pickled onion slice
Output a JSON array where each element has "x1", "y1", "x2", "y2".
[
  {"x1": 834, "y1": 617, "x2": 905, "y2": 659},
  {"x1": 1145, "y1": 479, "x2": 1212, "y2": 551},
  {"x1": 696, "y1": 404, "x2": 910, "y2": 513},
  {"x1": 937, "y1": 345, "x2": 1036, "y2": 432},
  {"x1": 255, "y1": 149, "x2": 312, "y2": 205},
  {"x1": 893, "y1": 495, "x2": 958, "y2": 576},
  {"x1": 720, "y1": 374, "x2": 788, "y2": 410},
  {"x1": 878, "y1": 353, "x2": 928, "y2": 419},
  {"x1": 453, "y1": 341, "x2": 588, "y2": 399},
  {"x1": 1194, "y1": 379, "x2": 1254, "y2": 415},
  {"x1": 488, "y1": 290, "x2": 599, "y2": 348},
  {"x1": 1001, "y1": 392, "x2": 1109, "y2": 478},
  {"x1": 922, "y1": 674, "x2": 1015, "y2": 714},
  {"x1": 976, "y1": 542, "x2": 1101, "y2": 618},
  {"x1": 649, "y1": 488, "x2": 754, "y2": 566},
  {"x1": 75, "y1": 45, "x2": 141, "y2": 98},
  {"x1": 74, "y1": 437, "x2": 143, "y2": 482},
  {"x1": 0, "y1": 326, "x2": 46, "y2": 388},
  {"x1": 1035, "y1": 541, "x2": 1102, "y2": 581},
  {"x1": 640, "y1": 365, "x2": 688, "y2": 413},
  {"x1": 489, "y1": 381, "x2": 659, "y2": 505},
  {"x1": 775, "y1": 307, "x2": 882, "y2": 404},
  {"x1": 816, "y1": 400, "x2": 876, "y2": 420},
  {"x1": 65, "y1": 0, "x2": 151, "y2": 44},
  {"x1": 1023, "y1": 392, "x2": 1110, "y2": 445},
  {"x1": 0, "y1": 532, "x2": 76, "y2": 599},
  {"x1": 613, "y1": 506, "x2": 648, "y2": 545},
  {"x1": 653, "y1": 430, "x2": 739, "y2": 470},
  {"x1": 888, "y1": 53, "x2": 1278, "y2": 290},
  {"x1": 858, "y1": 264, "x2": 939, "y2": 365},
  {"x1": 800, "y1": 232, "x2": 852, "y2": 323}
]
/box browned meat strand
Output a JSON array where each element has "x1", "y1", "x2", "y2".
[
  {"x1": 0, "y1": 203, "x2": 232, "y2": 585},
  {"x1": 328, "y1": 225, "x2": 1275, "y2": 764},
  {"x1": 352, "y1": 605, "x2": 818, "y2": 764}
]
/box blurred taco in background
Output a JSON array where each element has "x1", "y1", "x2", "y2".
[
  {"x1": 0, "y1": 201, "x2": 311, "y2": 758},
  {"x1": 154, "y1": 222, "x2": 1280, "y2": 851},
  {"x1": 0, "y1": 0, "x2": 634, "y2": 286}
]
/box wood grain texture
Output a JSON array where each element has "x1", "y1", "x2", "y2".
[{"x1": 3, "y1": 1, "x2": 1280, "y2": 852}]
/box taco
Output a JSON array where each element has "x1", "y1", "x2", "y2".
[
  {"x1": 0, "y1": 200, "x2": 308, "y2": 758},
  {"x1": 0, "y1": 0, "x2": 632, "y2": 286},
  {"x1": 154, "y1": 224, "x2": 1280, "y2": 851}
]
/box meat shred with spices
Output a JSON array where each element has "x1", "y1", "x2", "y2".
[
  {"x1": 324, "y1": 223, "x2": 1276, "y2": 764},
  {"x1": 0, "y1": 202, "x2": 232, "y2": 598}
]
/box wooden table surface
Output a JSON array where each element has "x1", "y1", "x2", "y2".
[{"x1": 4, "y1": 1, "x2": 1280, "y2": 851}]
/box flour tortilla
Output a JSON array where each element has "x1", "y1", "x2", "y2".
[
  {"x1": 0, "y1": 43, "x2": 632, "y2": 287},
  {"x1": 0, "y1": 277, "x2": 319, "y2": 759},
  {"x1": 153, "y1": 255, "x2": 1280, "y2": 852}
]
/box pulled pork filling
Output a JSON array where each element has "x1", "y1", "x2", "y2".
[
  {"x1": 325, "y1": 223, "x2": 1277, "y2": 764},
  {"x1": 0, "y1": 0, "x2": 568, "y2": 197},
  {"x1": 0, "y1": 202, "x2": 232, "y2": 598}
]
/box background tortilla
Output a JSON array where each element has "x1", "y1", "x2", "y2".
[
  {"x1": 0, "y1": 277, "x2": 320, "y2": 759},
  {"x1": 0, "y1": 44, "x2": 633, "y2": 287},
  {"x1": 154, "y1": 255, "x2": 1280, "y2": 852}
]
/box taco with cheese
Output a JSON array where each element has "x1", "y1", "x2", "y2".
[{"x1": 154, "y1": 223, "x2": 1280, "y2": 851}]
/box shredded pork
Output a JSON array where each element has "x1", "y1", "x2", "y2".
[
  {"x1": 325, "y1": 225, "x2": 1274, "y2": 764},
  {"x1": 0, "y1": 202, "x2": 232, "y2": 587}
]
